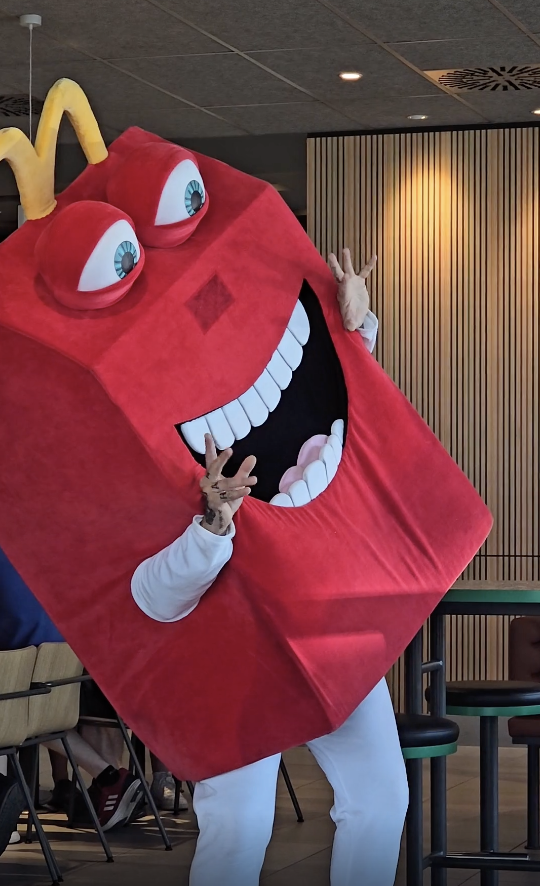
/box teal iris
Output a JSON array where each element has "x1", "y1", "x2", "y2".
[
  {"x1": 185, "y1": 180, "x2": 205, "y2": 217},
  {"x1": 114, "y1": 241, "x2": 138, "y2": 279}
]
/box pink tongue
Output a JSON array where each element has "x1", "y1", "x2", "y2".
[{"x1": 279, "y1": 434, "x2": 328, "y2": 494}]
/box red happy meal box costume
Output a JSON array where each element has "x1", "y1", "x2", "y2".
[{"x1": 0, "y1": 80, "x2": 491, "y2": 779}]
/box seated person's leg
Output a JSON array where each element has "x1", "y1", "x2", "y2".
[
  {"x1": 43, "y1": 733, "x2": 143, "y2": 832},
  {"x1": 42, "y1": 749, "x2": 90, "y2": 821},
  {"x1": 150, "y1": 753, "x2": 188, "y2": 812},
  {"x1": 79, "y1": 679, "x2": 124, "y2": 770},
  {"x1": 0, "y1": 758, "x2": 24, "y2": 856}
]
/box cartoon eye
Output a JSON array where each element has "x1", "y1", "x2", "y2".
[
  {"x1": 36, "y1": 201, "x2": 145, "y2": 310},
  {"x1": 106, "y1": 142, "x2": 210, "y2": 248},
  {"x1": 79, "y1": 220, "x2": 141, "y2": 291},
  {"x1": 115, "y1": 241, "x2": 139, "y2": 277},
  {"x1": 185, "y1": 180, "x2": 205, "y2": 216},
  {"x1": 155, "y1": 160, "x2": 206, "y2": 226}
]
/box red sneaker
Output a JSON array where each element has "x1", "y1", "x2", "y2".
[{"x1": 89, "y1": 768, "x2": 143, "y2": 832}]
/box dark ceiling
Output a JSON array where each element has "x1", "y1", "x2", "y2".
[{"x1": 2, "y1": 0, "x2": 540, "y2": 234}]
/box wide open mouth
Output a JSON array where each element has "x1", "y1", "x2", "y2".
[{"x1": 176, "y1": 281, "x2": 348, "y2": 507}]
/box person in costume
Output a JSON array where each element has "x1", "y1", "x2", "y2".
[
  {"x1": 0, "y1": 80, "x2": 492, "y2": 886},
  {"x1": 130, "y1": 252, "x2": 412, "y2": 886}
]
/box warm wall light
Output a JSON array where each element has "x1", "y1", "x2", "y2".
[
  {"x1": 532, "y1": 109, "x2": 540, "y2": 115},
  {"x1": 339, "y1": 71, "x2": 362, "y2": 81},
  {"x1": 408, "y1": 114, "x2": 428, "y2": 120}
]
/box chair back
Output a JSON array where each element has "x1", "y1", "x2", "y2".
[
  {"x1": 0, "y1": 646, "x2": 37, "y2": 747},
  {"x1": 27, "y1": 643, "x2": 83, "y2": 738},
  {"x1": 509, "y1": 617, "x2": 540, "y2": 683}
]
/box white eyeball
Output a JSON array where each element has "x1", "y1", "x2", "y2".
[
  {"x1": 155, "y1": 159, "x2": 206, "y2": 226},
  {"x1": 78, "y1": 219, "x2": 141, "y2": 292}
]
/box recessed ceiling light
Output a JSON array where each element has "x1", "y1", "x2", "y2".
[
  {"x1": 339, "y1": 71, "x2": 362, "y2": 81},
  {"x1": 408, "y1": 114, "x2": 428, "y2": 120},
  {"x1": 532, "y1": 108, "x2": 540, "y2": 115}
]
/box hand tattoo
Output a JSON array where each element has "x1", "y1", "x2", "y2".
[
  {"x1": 204, "y1": 502, "x2": 217, "y2": 526},
  {"x1": 203, "y1": 492, "x2": 226, "y2": 533}
]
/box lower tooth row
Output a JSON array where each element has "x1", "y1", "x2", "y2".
[{"x1": 270, "y1": 421, "x2": 344, "y2": 508}]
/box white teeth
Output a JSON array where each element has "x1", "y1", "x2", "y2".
[
  {"x1": 328, "y1": 433, "x2": 343, "y2": 462},
  {"x1": 320, "y1": 443, "x2": 338, "y2": 482},
  {"x1": 270, "y1": 492, "x2": 294, "y2": 507},
  {"x1": 266, "y1": 350, "x2": 293, "y2": 390},
  {"x1": 179, "y1": 293, "x2": 347, "y2": 511},
  {"x1": 180, "y1": 298, "x2": 309, "y2": 451},
  {"x1": 254, "y1": 369, "x2": 281, "y2": 412},
  {"x1": 288, "y1": 479, "x2": 311, "y2": 506},
  {"x1": 303, "y1": 459, "x2": 328, "y2": 499},
  {"x1": 180, "y1": 415, "x2": 210, "y2": 454},
  {"x1": 238, "y1": 387, "x2": 268, "y2": 427},
  {"x1": 205, "y1": 408, "x2": 235, "y2": 450},
  {"x1": 222, "y1": 400, "x2": 251, "y2": 441},
  {"x1": 288, "y1": 301, "x2": 310, "y2": 345},
  {"x1": 270, "y1": 422, "x2": 345, "y2": 511},
  {"x1": 331, "y1": 419, "x2": 344, "y2": 444},
  {"x1": 277, "y1": 328, "x2": 303, "y2": 370}
]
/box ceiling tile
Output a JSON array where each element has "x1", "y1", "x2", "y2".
[
  {"x1": 3, "y1": 59, "x2": 188, "y2": 114},
  {"x1": 339, "y1": 94, "x2": 486, "y2": 129},
  {"x1": 247, "y1": 45, "x2": 441, "y2": 101},
  {"x1": 0, "y1": 70, "x2": 29, "y2": 96},
  {"x1": 115, "y1": 53, "x2": 308, "y2": 107},
  {"x1": 0, "y1": 0, "x2": 221, "y2": 59},
  {"x1": 0, "y1": 18, "x2": 83, "y2": 65},
  {"x1": 393, "y1": 35, "x2": 540, "y2": 70},
  {"x1": 154, "y1": 0, "x2": 373, "y2": 50},
  {"x1": 100, "y1": 106, "x2": 246, "y2": 139},
  {"x1": 494, "y1": 1, "x2": 540, "y2": 32},
  {"x1": 454, "y1": 88, "x2": 540, "y2": 121},
  {"x1": 210, "y1": 102, "x2": 363, "y2": 134},
  {"x1": 331, "y1": 0, "x2": 514, "y2": 42}
]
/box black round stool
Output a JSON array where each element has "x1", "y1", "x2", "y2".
[
  {"x1": 445, "y1": 680, "x2": 540, "y2": 886},
  {"x1": 396, "y1": 713, "x2": 460, "y2": 886}
]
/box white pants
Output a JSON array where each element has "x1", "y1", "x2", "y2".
[{"x1": 190, "y1": 679, "x2": 408, "y2": 886}]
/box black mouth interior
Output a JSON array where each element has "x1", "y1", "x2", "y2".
[{"x1": 176, "y1": 281, "x2": 348, "y2": 503}]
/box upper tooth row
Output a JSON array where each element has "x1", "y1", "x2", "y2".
[
  {"x1": 270, "y1": 420, "x2": 344, "y2": 508},
  {"x1": 180, "y1": 300, "x2": 310, "y2": 453}
]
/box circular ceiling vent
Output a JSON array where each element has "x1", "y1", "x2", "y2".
[
  {"x1": 0, "y1": 95, "x2": 44, "y2": 117},
  {"x1": 436, "y1": 65, "x2": 540, "y2": 91}
]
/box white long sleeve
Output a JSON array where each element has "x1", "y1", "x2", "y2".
[
  {"x1": 358, "y1": 309, "x2": 378, "y2": 353},
  {"x1": 131, "y1": 516, "x2": 235, "y2": 623}
]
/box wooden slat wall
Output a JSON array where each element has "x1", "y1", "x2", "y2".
[{"x1": 307, "y1": 131, "x2": 540, "y2": 709}]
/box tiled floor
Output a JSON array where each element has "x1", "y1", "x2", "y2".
[{"x1": 1, "y1": 745, "x2": 539, "y2": 886}]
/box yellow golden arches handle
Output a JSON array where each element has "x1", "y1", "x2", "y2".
[{"x1": 0, "y1": 78, "x2": 108, "y2": 220}]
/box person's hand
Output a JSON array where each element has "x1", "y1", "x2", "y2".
[
  {"x1": 328, "y1": 248, "x2": 377, "y2": 331},
  {"x1": 200, "y1": 434, "x2": 257, "y2": 536}
]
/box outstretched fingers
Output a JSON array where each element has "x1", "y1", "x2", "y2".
[
  {"x1": 342, "y1": 247, "x2": 355, "y2": 276},
  {"x1": 360, "y1": 254, "x2": 377, "y2": 278},
  {"x1": 328, "y1": 253, "x2": 344, "y2": 282},
  {"x1": 203, "y1": 434, "x2": 233, "y2": 482}
]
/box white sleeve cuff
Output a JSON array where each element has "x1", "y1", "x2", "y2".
[
  {"x1": 192, "y1": 514, "x2": 236, "y2": 541},
  {"x1": 358, "y1": 310, "x2": 378, "y2": 353}
]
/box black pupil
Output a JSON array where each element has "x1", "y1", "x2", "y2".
[
  {"x1": 121, "y1": 251, "x2": 135, "y2": 274},
  {"x1": 190, "y1": 190, "x2": 203, "y2": 213}
]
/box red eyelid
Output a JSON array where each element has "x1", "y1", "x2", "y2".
[
  {"x1": 36, "y1": 200, "x2": 145, "y2": 311},
  {"x1": 106, "y1": 142, "x2": 208, "y2": 248}
]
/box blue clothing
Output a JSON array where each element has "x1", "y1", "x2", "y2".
[{"x1": 0, "y1": 546, "x2": 63, "y2": 650}]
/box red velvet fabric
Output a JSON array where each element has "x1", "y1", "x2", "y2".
[
  {"x1": 0, "y1": 128, "x2": 492, "y2": 779},
  {"x1": 35, "y1": 200, "x2": 145, "y2": 309},
  {"x1": 106, "y1": 142, "x2": 209, "y2": 247}
]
